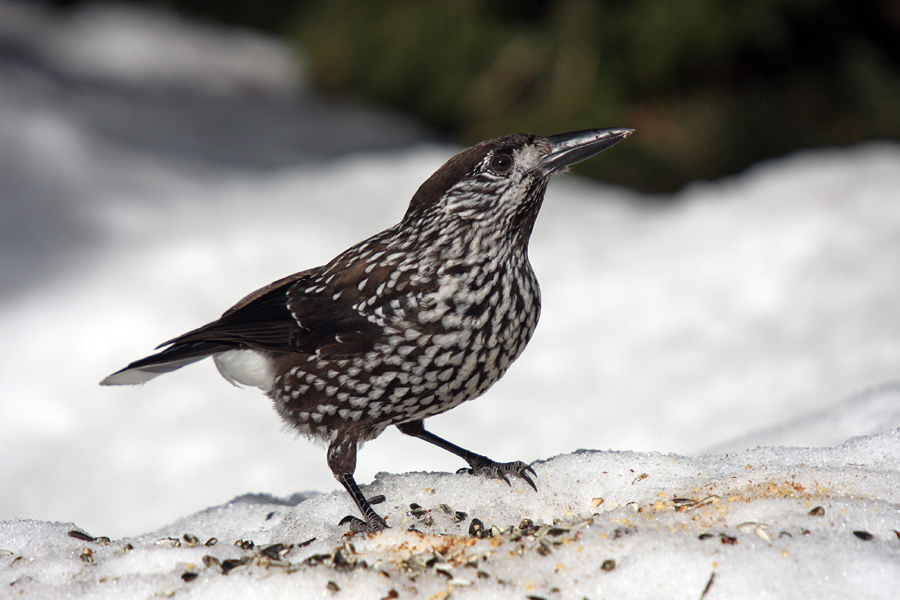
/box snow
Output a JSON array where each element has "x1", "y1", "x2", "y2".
[
  {"x1": 5, "y1": 433, "x2": 900, "y2": 598},
  {"x1": 2, "y1": 2, "x2": 900, "y2": 597}
]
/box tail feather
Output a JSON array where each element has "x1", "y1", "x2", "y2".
[{"x1": 101, "y1": 341, "x2": 233, "y2": 386}]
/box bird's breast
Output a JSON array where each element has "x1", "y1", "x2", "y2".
[{"x1": 412, "y1": 258, "x2": 541, "y2": 380}]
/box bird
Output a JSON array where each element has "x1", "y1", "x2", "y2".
[{"x1": 102, "y1": 127, "x2": 632, "y2": 532}]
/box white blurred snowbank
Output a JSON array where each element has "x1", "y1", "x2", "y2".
[{"x1": 0, "y1": 1, "x2": 303, "y2": 94}]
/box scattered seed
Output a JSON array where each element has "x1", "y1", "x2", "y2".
[
  {"x1": 326, "y1": 580, "x2": 340, "y2": 592},
  {"x1": 720, "y1": 534, "x2": 738, "y2": 545},
  {"x1": 333, "y1": 548, "x2": 357, "y2": 572},
  {"x1": 79, "y1": 548, "x2": 93, "y2": 563},
  {"x1": 204, "y1": 538, "x2": 218, "y2": 547},
  {"x1": 600, "y1": 559, "x2": 616, "y2": 572},
  {"x1": 123, "y1": 543, "x2": 134, "y2": 552},
  {"x1": 779, "y1": 531, "x2": 793, "y2": 538},
  {"x1": 265, "y1": 511, "x2": 276, "y2": 521},
  {"x1": 698, "y1": 533, "x2": 714, "y2": 541},
  {"x1": 380, "y1": 590, "x2": 399, "y2": 600},
  {"x1": 801, "y1": 529, "x2": 811, "y2": 535},
  {"x1": 469, "y1": 518, "x2": 485, "y2": 537},
  {"x1": 809, "y1": 506, "x2": 825, "y2": 517},
  {"x1": 261, "y1": 543, "x2": 286, "y2": 560},
  {"x1": 304, "y1": 553, "x2": 332, "y2": 566},
  {"x1": 754, "y1": 524, "x2": 772, "y2": 542},
  {"x1": 183, "y1": 534, "x2": 199, "y2": 546},
  {"x1": 611, "y1": 527, "x2": 635, "y2": 540},
  {"x1": 736, "y1": 522, "x2": 757, "y2": 533},
  {"x1": 853, "y1": 531, "x2": 874, "y2": 541},
  {"x1": 591, "y1": 497, "x2": 604, "y2": 507},
  {"x1": 0, "y1": 549, "x2": 13, "y2": 557},
  {"x1": 526, "y1": 596, "x2": 547, "y2": 600},
  {"x1": 490, "y1": 525, "x2": 502, "y2": 537},
  {"x1": 68, "y1": 530, "x2": 95, "y2": 542},
  {"x1": 694, "y1": 495, "x2": 719, "y2": 508},
  {"x1": 156, "y1": 537, "x2": 180, "y2": 547},
  {"x1": 672, "y1": 497, "x2": 696, "y2": 508},
  {"x1": 405, "y1": 553, "x2": 428, "y2": 571},
  {"x1": 235, "y1": 539, "x2": 254, "y2": 551},
  {"x1": 94, "y1": 536, "x2": 111, "y2": 545},
  {"x1": 547, "y1": 526, "x2": 569, "y2": 536},
  {"x1": 449, "y1": 577, "x2": 472, "y2": 586},
  {"x1": 700, "y1": 572, "x2": 716, "y2": 599},
  {"x1": 368, "y1": 495, "x2": 386, "y2": 505},
  {"x1": 181, "y1": 571, "x2": 198, "y2": 582},
  {"x1": 202, "y1": 555, "x2": 220, "y2": 569},
  {"x1": 266, "y1": 558, "x2": 291, "y2": 568},
  {"x1": 477, "y1": 570, "x2": 490, "y2": 579},
  {"x1": 572, "y1": 517, "x2": 594, "y2": 530},
  {"x1": 297, "y1": 537, "x2": 317, "y2": 548},
  {"x1": 221, "y1": 556, "x2": 253, "y2": 575}
]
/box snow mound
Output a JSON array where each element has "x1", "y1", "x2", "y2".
[{"x1": 5, "y1": 431, "x2": 900, "y2": 598}]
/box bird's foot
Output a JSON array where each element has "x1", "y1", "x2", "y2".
[
  {"x1": 459, "y1": 457, "x2": 537, "y2": 491},
  {"x1": 338, "y1": 513, "x2": 388, "y2": 534}
]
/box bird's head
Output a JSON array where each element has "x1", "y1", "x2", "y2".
[{"x1": 402, "y1": 128, "x2": 632, "y2": 245}]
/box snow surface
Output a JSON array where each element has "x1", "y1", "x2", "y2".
[
  {"x1": 6, "y1": 431, "x2": 900, "y2": 599},
  {"x1": 2, "y1": 2, "x2": 900, "y2": 597}
]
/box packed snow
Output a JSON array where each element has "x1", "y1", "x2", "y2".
[{"x1": 2, "y1": 2, "x2": 900, "y2": 597}]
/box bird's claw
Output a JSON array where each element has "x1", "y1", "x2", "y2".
[
  {"x1": 459, "y1": 458, "x2": 538, "y2": 491},
  {"x1": 338, "y1": 514, "x2": 388, "y2": 534}
]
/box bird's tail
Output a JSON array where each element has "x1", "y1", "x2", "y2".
[{"x1": 100, "y1": 341, "x2": 232, "y2": 386}]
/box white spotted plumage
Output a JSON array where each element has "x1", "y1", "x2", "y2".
[{"x1": 102, "y1": 128, "x2": 632, "y2": 531}]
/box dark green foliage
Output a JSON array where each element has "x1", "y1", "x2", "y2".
[{"x1": 147, "y1": 0, "x2": 900, "y2": 191}]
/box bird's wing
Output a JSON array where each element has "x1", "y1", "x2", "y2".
[
  {"x1": 156, "y1": 268, "x2": 313, "y2": 353},
  {"x1": 160, "y1": 259, "x2": 406, "y2": 358},
  {"x1": 101, "y1": 265, "x2": 385, "y2": 385}
]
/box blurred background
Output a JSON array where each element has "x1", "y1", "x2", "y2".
[
  {"x1": 2, "y1": 0, "x2": 899, "y2": 538},
  {"x1": 93, "y1": 0, "x2": 900, "y2": 191}
]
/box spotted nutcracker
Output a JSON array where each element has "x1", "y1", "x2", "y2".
[{"x1": 102, "y1": 128, "x2": 633, "y2": 532}]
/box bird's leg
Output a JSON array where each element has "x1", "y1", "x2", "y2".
[
  {"x1": 397, "y1": 420, "x2": 537, "y2": 490},
  {"x1": 328, "y1": 439, "x2": 387, "y2": 533}
]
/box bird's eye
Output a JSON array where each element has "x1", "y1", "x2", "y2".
[{"x1": 490, "y1": 153, "x2": 514, "y2": 173}]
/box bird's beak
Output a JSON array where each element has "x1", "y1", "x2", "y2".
[{"x1": 540, "y1": 128, "x2": 633, "y2": 174}]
